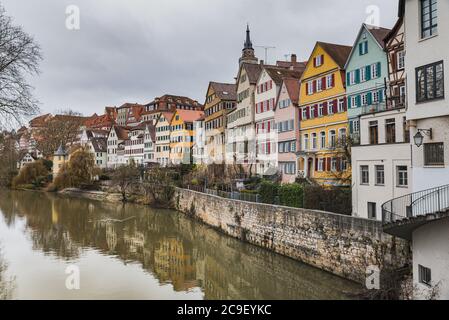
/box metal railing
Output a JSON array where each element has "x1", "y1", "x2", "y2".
[
  {"x1": 382, "y1": 184, "x2": 449, "y2": 224},
  {"x1": 187, "y1": 185, "x2": 260, "y2": 203}
]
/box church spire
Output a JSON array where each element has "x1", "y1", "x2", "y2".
[
  {"x1": 239, "y1": 24, "x2": 258, "y2": 66},
  {"x1": 244, "y1": 24, "x2": 253, "y2": 49}
]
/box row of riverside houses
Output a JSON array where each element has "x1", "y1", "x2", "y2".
[
  {"x1": 17, "y1": 0, "x2": 449, "y2": 298},
  {"x1": 21, "y1": 2, "x2": 447, "y2": 222}
]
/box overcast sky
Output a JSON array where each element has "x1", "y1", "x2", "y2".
[{"x1": 2, "y1": 0, "x2": 399, "y2": 117}]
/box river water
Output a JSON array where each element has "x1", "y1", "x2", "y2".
[{"x1": 0, "y1": 190, "x2": 360, "y2": 300}]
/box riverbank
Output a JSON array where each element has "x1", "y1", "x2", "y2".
[{"x1": 56, "y1": 187, "x2": 411, "y2": 287}]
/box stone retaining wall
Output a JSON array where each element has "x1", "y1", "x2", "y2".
[{"x1": 175, "y1": 188, "x2": 411, "y2": 284}]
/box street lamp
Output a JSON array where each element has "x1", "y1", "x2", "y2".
[{"x1": 413, "y1": 128, "x2": 433, "y2": 148}]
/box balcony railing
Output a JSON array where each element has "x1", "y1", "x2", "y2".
[
  {"x1": 382, "y1": 184, "x2": 449, "y2": 224},
  {"x1": 360, "y1": 100, "x2": 405, "y2": 116}
]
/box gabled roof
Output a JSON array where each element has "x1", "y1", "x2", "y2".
[
  {"x1": 283, "y1": 78, "x2": 301, "y2": 106},
  {"x1": 209, "y1": 82, "x2": 237, "y2": 101},
  {"x1": 160, "y1": 112, "x2": 174, "y2": 123},
  {"x1": 263, "y1": 66, "x2": 304, "y2": 86},
  {"x1": 238, "y1": 62, "x2": 263, "y2": 84},
  {"x1": 173, "y1": 110, "x2": 204, "y2": 124},
  {"x1": 111, "y1": 125, "x2": 130, "y2": 140},
  {"x1": 316, "y1": 42, "x2": 352, "y2": 69},
  {"x1": 90, "y1": 137, "x2": 107, "y2": 153},
  {"x1": 344, "y1": 23, "x2": 391, "y2": 69}
]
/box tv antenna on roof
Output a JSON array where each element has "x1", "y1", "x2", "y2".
[{"x1": 255, "y1": 45, "x2": 276, "y2": 64}]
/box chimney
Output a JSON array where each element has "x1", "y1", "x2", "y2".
[
  {"x1": 291, "y1": 54, "x2": 297, "y2": 63},
  {"x1": 260, "y1": 60, "x2": 264, "y2": 65}
]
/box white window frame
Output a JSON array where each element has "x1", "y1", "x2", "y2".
[
  {"x1": 373, "y1": 91, "x2": 379, "y2": 103},
  {"x1": 320, "y1": 131, "x2": 326, "y2": 149},
  {"x1": 307, "y1": 81, "x2": 314, "y2": 95},
  {"x1": 360, "y1": 67, "x2": 366, "y2": 82},
  {"x1": 351, "y1": 96, "x2": 358, "y2": 108},
  {"x1": 338, "y1": 99, "x2": 345, "y2": 113},
  {"x1": 327, "y1": 101, "x2": 334, "y2": 115},
  {"x1": 318, "y1": 158, "x2": 324, "y2": 172},
  {"x1": 311, "y1": 133, "x2": 317, "y2": 150},
  {"x1": 302, "y1": 108, "x2": 308, "y2": 119},
  {"x1": 326, "y1": 74, "x2": 333, "y2": 89},
  {"x1": 361, "y1": 93, "x2": 368, "y2": 106},
  {"x1": 318, "y1": 103, "x2": 324, "y2": 117},
  {"x1": 303, "y1": 134, "x2": 309, "y2": 151},
  {"x1": 316, "y1": 79, "x2": 323, "y2": 92},
  {"x1": 371, "y1": 64, "x2": 379, "y2": 79},
  {"x1": 397, "y1": 51, "x2": 405, "y2": 70},
  {"x1": 316, "y1": 55, "x2": 323, "y2": 67}
]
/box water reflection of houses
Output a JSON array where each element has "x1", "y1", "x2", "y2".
[{"x1": 0, "y1": 191, "x2": 360, "y2": 299}]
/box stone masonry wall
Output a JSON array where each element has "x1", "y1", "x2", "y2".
[{"x1": 175, "y1": 188, "x2": 411, "y2": 284}]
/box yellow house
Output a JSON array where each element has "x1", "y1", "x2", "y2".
[
  {"x1": 169, "y1": 109, "x2": 204, "y2": 165},
  {"x1": 52, "y1": 144, "x2": 68, "y2": 178},
  {"x1": 298, "y1": 42, "x2": 352, "y2": 186}
]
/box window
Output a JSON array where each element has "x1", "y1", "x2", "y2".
[
  {"x1": 303, "y1": 134, "x2": 309, "y2": 151},
  {"x1": 318, "y1": 158, "x2": 324, "y2": 172},
  {"x1": 328, "y1": 101, "x2": 334, "y2": 114},
  {"x1": 351, "y1": 96, "x2": 358, "y2": 109},
  {"x1": 331, "y1": 158, "x2": 337, "y2": 171},
  {"x1": 359, "y1": 41, "x2": 368, "y2": 55},
  {"x1": 360, "y1": 67, "x2": 366, "y2": 82},
  {"x1": 310, "y1": 106, "x2": 315, "y2": 119},
  {"x1": 326, "y1": 74, "x2": 333, "y2": 89},
  {"x1": 419, "y1": 265, "x2": 432, "y2": 286},
  {"x1": 315, "y1": 55, "x2": 323, "y2": 67},
  {"x1": 373, "y1": 91, "x2": 379, "y2": 103},
  {"x1": 349, "y1": 71, "x2": 356, "y2": 85},
  {"x1": 369, "y1": 121, "x2": 378, "y2": 145},
  {"x1": 385, "y1": 119, "x2": 396, "y2": 144},
  {"x1": 312, "y1": 133, "x2": 317, "y2": 149},
  {"x1": 361, "y1": 165, "x2": 369, "y2": 185},
  {"x1": 329, "y1": 130, "x2": 336, "y2": 148},
  {"x1": 307, "y1": 81, "x2": 314, "y2": 95},
  {"x1": 320, "y1": 131, "x2": 326, "y2": 149},
  {"x1": 375, "y1": 165, "x2": 385, "y2": 185},
  {"x1": 316, "y1": 79, "x2": 323, "y2": 92},
  {"x1": 339, "y1": 128, "x2": 347, "y2": 144},
  {"x1": 403, "y1": 117, "x2": 410, "y2": 143},
  {"x1": 397, "y1": 51, "x2": 405, "y2": 70},
  {"x1": 302, "y1": 108, "x2": 308, "y2": 120},
  {"x1": 420, "y1": 0, "x2": 438, "y2": 39},
  {"x1": 371, "y1": 63, "x2": 379, "y2": 79},
  {"x1": 318, "y1": 103, "x2": 324, "y2": 117},
  {"x1": 368, "y1": 202, "x2": 377, "y2": 220},
  {"x1": 424, "y1": 143, "x2": 444, "y2": 165},
  {"x1": 361, "y1": 93, "x2": 368, "y2": 106},
  {"x1": 397, "y1": 166, "x2": 408, "y2": 187},
  {"x1": 416, "y1": 61, "x2": 444, "y2": 103},
  {"x1": 338, "y1": 99, "x2": 345, "y2": 113}
]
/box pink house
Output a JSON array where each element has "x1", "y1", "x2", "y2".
[{"x1": 274, "y1": 78, "x2": 301, "y2": 183}]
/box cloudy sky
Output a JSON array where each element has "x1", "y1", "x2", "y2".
[{"x1": 2, "y1": 0, "x2": 399, "y2": 117}]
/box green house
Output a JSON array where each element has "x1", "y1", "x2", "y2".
[{"x1": 344, "y1": 24, "x2": 391, "y2": 142}]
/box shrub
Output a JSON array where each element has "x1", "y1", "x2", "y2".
[
  {"x1": 279, "y1": 183, "x2": 304, "y2": 208},
  {"x1": 304, "y1": 185, "x2": 352, "y2": 215},
  {"x1": 12, "y1": 160, "x2": 50, "y2": 189},
  {"x1": 258, "y1": 181, "x2": 279, "y2": 204}
]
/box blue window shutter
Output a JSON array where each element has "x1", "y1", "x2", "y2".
[
  {"x1": 378, "y1": 89, "x2": 384, "y2": 102},
  {"x1": 356, "y1": 95, "x2": 361, "y2": 107},
  {"x1": 377, "y1": 62, "x2": 381, "y2": 77},
  {"x1": 367, "y1": 92, "x2": 373, "y2": 105},
  {"x1": 346, "y1": 72, "x2": 351, "y2": 86},
  {"x1": 359, "y1": 43, "x2": 363, "y2": 55},
  {"x1": 366, "y1": 66, "x2": 371, "y2": 81},
  {"x1": 347, "y1": 97, "x2": 352, "y2": 109},
  {"x1": 364, "y1": 41, "x2": 368, "y2": 54},
  {"x1": 355, "y1": 69, "x2": 360, "y2": 83}
]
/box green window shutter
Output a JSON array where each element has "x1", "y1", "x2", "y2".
[
  {"x1": 378, "y1": 89, "x2": 384, "y2": 102},
  {"x1": 367, "y1": 92, "x2": 373, "y2": 105},
  {"x1": 359, "y1": 43, "x2": 363, "y2": 55},
  {"x1": 356, "y1": 95, "x2": 361, "y2": 107},
  {"x1": 364, "y1": 41, "x2": 368, "y2": 54},
  {"x1": 376, "y1": 62, "x2": 381, "y2": 77},
  {"x1": 349, "y1": 120, "x2": 354, "y2": 134},
  {"x1": 355, "y1": 69, "x2": 360, "y2": 83},
  {"x1": 347, "y1": 96, "x2": 352, "y2": 109},
  {"x1": 366, "y1": 66, "x2": 371, "y2": 81},
  {"x1": 346, "y1": 72, "x2": 351, "y2": 86}
]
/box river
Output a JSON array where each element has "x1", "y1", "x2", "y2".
[{"x1": 0, "y1": 190, "x2": 360, "y2": 300}]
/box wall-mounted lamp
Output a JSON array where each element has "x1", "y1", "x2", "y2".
[{"x1": 413, "y1": 128, "x2": 433, "y2": 148}]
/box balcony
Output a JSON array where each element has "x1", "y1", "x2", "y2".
[
  {"x1": 382, "y1": 184, "x2": 449, "y2": 240},
  {"x1": 360, "y1": 99, "x2": 405, "y2": 116}
]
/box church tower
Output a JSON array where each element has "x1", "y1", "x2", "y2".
[{"x1": 239, "y1": 24, "x2": 258, "y2": 66}]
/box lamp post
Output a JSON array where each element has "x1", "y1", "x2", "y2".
[{"x1": 413, "y1": 128, "x2": 433, "y2": 148}]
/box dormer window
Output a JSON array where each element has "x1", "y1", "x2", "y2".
[{"x1": 314, "y1": 55, "x2": 324, "y2": 67}]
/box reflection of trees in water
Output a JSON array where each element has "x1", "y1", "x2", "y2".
[
  {"x1": 0, "y1": 245, "x2": 15, "y2": 300},
  {"x1": 0, "y1": 191, "x2": 359, "y2": 299}
]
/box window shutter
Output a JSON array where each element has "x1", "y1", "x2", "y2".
[
  {"x1": 314, "y1": 105, "x2": 319, "y2": 118},
  {"x1": 331, "y1": 73, "x2": 335, "y2": 87},
  {"x1": 349, "y1": 121, "x2": 354, "y2": 133},
  {"x1": 327, "y1": 158, "x2": 331, "y2": 171},
  {"x1": 323, "y1": 102, "x2": 328, "y2": 116},
  {"x1": 313, "y1": 57, "x2": 317, "y2": 67},
  {"x1": 367, "y1": 92, "x2": 373, "y2": 105},
  {"x1": 299, "y1": 108, "x2": 303, "y2": 121},
  {"x1": 336, "y1": 157, "x2": 341, "y2": 172},
  {"x1": 366, "y1": 66, "x2": 371, "y2": 81},
  {"x1": 359, "y1": 43, "x2": 363, "y2": 55},
  {"x1": 356, "y1": 95, "x2": 361, "y2": 107},
  {"x1": 376, "y1": 62, "x2": 381, "y2": 77},
  {"x1": 364, "y1": 41, "x2": 368, "y2": 54},
  {"x1": 355, "y1": 69, "x2": 361, "y2": 83},
  {"x1": 343, "y1": 97, "x2": 348, "y2": 111},
  {"x1": 322, "y1": 77, "x2": 326, "y2": 89},
  {"x1": 348, "y1": 97, "x2": 352, "y2": 109},
  {"x1": 321, "y1": 55, "x2": 324, "y2": 65},
  {"x1": 313, "y1": 80, "x2": 317, "y2": 93},
  {"x1": 379, "y1": 89, "x2": 384, "y2": 102},
  {"x1": 346, "y1": 72, "x2": 351, "y2": 86},
  {"x1": 315, "y1": 158, "x2": 319, "y2": 172},
  {"x1": 306, "y1": 82, "x2": 309, "y2": 95},
  {"x1": 332, "y1": 100, "x2": 337, "y2": 113}
]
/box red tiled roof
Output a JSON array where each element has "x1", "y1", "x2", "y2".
[
  {"x1": 174, "y1": 110, "x2": 204, "y2": 123},
  {"x1": 282, "y1": 78, "x2": 301, "y2": 107}
]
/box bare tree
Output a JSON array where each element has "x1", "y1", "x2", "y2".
[
  {"x1": 0, "y1": 5, "x2": 42, "y2": 129},
  {"x1": 329, "y1": 136, "x2": 354, "y2": 186},
  {"x1": 112, "y1": 160, "x2": 141, "y2": 202},
  {"x1": 36, "y1": 109, "x2": 85, "y2": 157}
]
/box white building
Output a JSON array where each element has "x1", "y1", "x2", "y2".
[
  {"x1": 143, "y1": 123, "x2": 157, "y2": 166},
  {"x1": 17, "y1": 152, "x2": 37, "y2": 170},
  {"x1": 106, "y1": 125, "x2": 129, "y2": 168},
  {"x1": 86, "y1": 137, "x2": 107, "y2": 169},
  {"x1": 124, "y1": 125, "x2": 145, "y2": 165},
  {"x1": 193, "y1": 117, "x2": 207, "y2": 164},
  {"x1": 352, "y1": 109, "x2": 411, "y2": 220}
]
